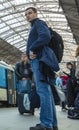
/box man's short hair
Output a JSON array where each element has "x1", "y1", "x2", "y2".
[
  {"x1": 66, "y1": 62, "x2": 73, "y2": 66},
  {"x1": 25, "y1": 7, "x2": 37, "y2": 13}
]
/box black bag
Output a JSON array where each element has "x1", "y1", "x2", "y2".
[
  {"x1": 49, "y1": 27, "x2": 64, "y2": 63},
  {"x1": 34, "y1": 21, "x2": 64, "y2": 63},
  {"x1": 17, "y1": 87, "x2": 40, "y2": 115},
  {"x1": 17, "y1": 93, "x2": 34, "y2": 115}
]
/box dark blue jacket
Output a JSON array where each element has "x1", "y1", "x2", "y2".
[
  {"x1": 26, "y1": 18, "x2": 51, "y2": 57},
  {"x1": 26, "y1": 18, "x2": 59, "y2": 84},
  {"x1": 39, "y1": 46, "x2": 60, "y2": 82},
  {"x1": 39, "y1": 46, "x2": 60, "y2": 72}
]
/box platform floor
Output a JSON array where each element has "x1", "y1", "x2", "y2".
[{"x1": 0, "y1": 106, "x2": 79, "y2": 130}]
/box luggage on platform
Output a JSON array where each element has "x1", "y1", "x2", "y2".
[
  {"x1": 17, "y1": 87, "x2": 40, "y2": 115},
  {"x1": 17, "y1": 92, "x2": 34, "y2": 115}
]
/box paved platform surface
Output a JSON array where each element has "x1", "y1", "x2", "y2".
[{"x1": 0, "y1": 106, "x2": 79, "y2": 130}]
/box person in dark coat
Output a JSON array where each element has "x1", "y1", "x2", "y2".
[
  {"x1": 63, "y1": 62, "x2": 76, "y2": 108},
  {"x1": 15, "y1": 53, "x2": 32, "y2": 93}
]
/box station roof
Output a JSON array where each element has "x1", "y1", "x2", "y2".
[{"x1": 0, "y1": 0, "x2": 79, "y2": 70}]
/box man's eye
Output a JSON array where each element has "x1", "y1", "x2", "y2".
[
  {"x1": 26, "y1": 12, "x2": 32, "y2": 15},
  {"x1": 28, "y1": 12, "x2": 33, "y2": 14}
]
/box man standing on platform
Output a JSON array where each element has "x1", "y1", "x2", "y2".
[{"x1": 25, "y1": 7, "x2": 58, "y2": 130}]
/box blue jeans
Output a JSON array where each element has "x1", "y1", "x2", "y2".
[
  {"x1": 30, "y1": 59, "x2": 57, "y2": 128},
  {"x1": 17, "y1": 79, "x2": 31, "y2": 93}
]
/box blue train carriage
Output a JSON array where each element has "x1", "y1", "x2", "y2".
[{"x1": 0, "y1": 61, "x2": 16, "y2": 107}]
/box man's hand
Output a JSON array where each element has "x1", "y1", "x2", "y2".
[{"x1": 29, "y1": 50, "x2": 37, "y2": 59}]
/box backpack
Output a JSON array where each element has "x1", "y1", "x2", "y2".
[
  {"x1": 34, "y1": 20, "x2": 64, "y2": 63},
  {"x1": 49, "y1": 27, "x2": 64, "y2": 63}
]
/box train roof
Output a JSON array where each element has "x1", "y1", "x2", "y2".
[{"x1": 0, "y1": 61, "x2": 14, "y2": 71}]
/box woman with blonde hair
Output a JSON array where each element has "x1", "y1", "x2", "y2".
[{"x1": 75, "y1": 46, "x2": 79, "y2": 79}]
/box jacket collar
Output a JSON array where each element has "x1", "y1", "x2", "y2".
[{"x1": 31, "y1": 18, "x2": 39, "y2": 26}]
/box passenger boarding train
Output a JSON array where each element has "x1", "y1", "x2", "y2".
[{"x1": 0, "y1": 61, "x2": 16, "y2": 106}]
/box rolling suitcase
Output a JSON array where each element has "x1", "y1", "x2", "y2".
[
  {"x1": 17, "y1": 93, "x2": 34, "y2": 115},
  {"x1": 17, "y1": 87, "x2": 40, "y2": 115},
  {"x1": 17, "y1": 79, "x2": 34, "y2": 114}
]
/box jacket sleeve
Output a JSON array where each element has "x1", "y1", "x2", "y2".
[
  {"x1": 15, "y1": 62, "x2": 22, "y2": 79},
  {"x1": 30, "y1": 20, "x2": 51, "y2": 52}
]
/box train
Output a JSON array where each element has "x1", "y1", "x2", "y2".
[{"x1": 0, "y1": 61, "x2": 17, "y2": 107}]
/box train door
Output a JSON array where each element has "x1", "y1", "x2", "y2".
[
  {"x1": 0, "y1": 66, "x2": 7, "y2": 105},
  {"x1": 6, "y1": 69, "x2": 16, "y2": 106}
]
